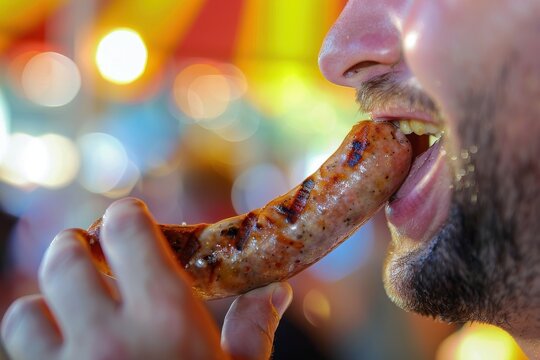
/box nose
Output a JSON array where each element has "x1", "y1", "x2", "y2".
[{"x1": 318, "y1": 0, "x2": 404, "y2": 87}]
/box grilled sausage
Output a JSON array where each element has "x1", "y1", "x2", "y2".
[{"x1": 86, "y1": 121, "x2": 412, "y2": 300}]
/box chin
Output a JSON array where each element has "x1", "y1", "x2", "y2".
[{"x1": 382, "y1": 191, "x2": 526, "y2": 328}]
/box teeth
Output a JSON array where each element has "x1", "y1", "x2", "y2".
[
  {"x1": 409, "y1": 120, "x2": 426, "y2": 135},
  {"x1": 397, "y1": 119, "x2": 442, "y2": 138},
  {"x1": 429, "y1": 133, "x2": 442, "y2": 146},
  {"x1": 399, "y1": 121, "x2": 413, "y2": 134}
]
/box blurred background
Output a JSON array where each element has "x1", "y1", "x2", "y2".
[{"x1": 0, "y1": 0, "x2": 528, "y2": 359}]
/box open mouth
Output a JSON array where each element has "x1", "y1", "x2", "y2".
[
  {"x1": 384, "y1": 118, "x2": 443, "y2": 161},
  {"x1": 375, "y1": 117, "x2": 452, "y2": 245}
]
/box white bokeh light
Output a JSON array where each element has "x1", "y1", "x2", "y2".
[
  {"x1": 78, "y1": 133, "x2": 129, "y2": 193},
  {"x1": 102, "y1": 161, "x2": 140, "y2": 199},
  {"x1": 34, "y1": 134, "x2": 80, "y2": 188},
  {"x1": 0, "y1": 133, "x2": 38, "y2": 187},
  {"x1": 231, "y1": 164, "x2": 289, "y2": 215},
  {"x1": 96, "y1": 28, "x2": 148, "y2": 84},
  {"x1": 21, "y1": 52, "x2": 81, "y2": 107},
  {"x1": 0, "y1": 133, "x2": 80, "y2": 189}
]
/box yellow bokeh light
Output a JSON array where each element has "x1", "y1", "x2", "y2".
[
  {"x1": 437, "y1": 323, "x2": 527, "y2": 360},
  {"x1": 302, "y1": 289, "x2": 331, "y2": 327},
  {"x1": 95, "y1": 28, "x2": 148, "y2": 84}
]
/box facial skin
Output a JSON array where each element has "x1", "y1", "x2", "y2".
[{"x1": 319, "y1": 0, "x2": 540, "y2": 355}]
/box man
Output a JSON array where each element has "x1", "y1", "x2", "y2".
[
  {"x1": 318, "y1": 0, "x2": 540, "y2": 357},
  {"x1": 2, "y1": 0, "x2": 539, "y2": 358}
]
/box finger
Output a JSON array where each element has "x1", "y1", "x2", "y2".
[
  {"x1": 1, "y1": 295, "x2": 60, "y2": 359},
  {"x1": 38, "y1": 229, "x2": 116, "y2": 338},
  {"x1": 100, "y1": 198, "x2": 189, "y2": 303},
  {"x1": 221, "y1": 282, "x2": 293, "y2": 360}
]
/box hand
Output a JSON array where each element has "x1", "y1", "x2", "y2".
[{"x1": 1, "y1": 198, "x2": 292, "y2": 360}]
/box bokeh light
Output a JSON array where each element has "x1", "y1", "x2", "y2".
[
  {"x1": 172, "y1": 62, "x2": 248, "y2": 122},
  {"x1": 0, "y1": 133, "x2": 41, "y2": 188},
  {"x1": 231, "y1": 163, "x2": 289, "y2": 215},
  {"x1": 303, "y1": 289, "x2": 331, "y2": 327},
  {"x1": 95, "y1": 28, "x2": 148, "y2": 84},
  {"x1": 33, "y1": 134, "x2": 80, "y2": 188},
  {"x1": 77, "y1": 132, "x2": 129, "y2": 193},
  {"x1": 436, "y1": 323, "x2": 527, "y2": 360},
  {"x1": 102, "y1": 160, "x2": 140, "y2": 199},
  {"x1": 21, "y1": 52, "x2": 81, "y2": 107},
  {"x1": 0, "y1": 133, "x2": 80, "y2": 189}
]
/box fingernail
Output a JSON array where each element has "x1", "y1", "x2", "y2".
[
  {"x1": 271, "y1": 283, "x2": 293, "y2": 317},
  {"x1": 51, "y1": 229, "x2": 84, "y2": 247},
  {"x1": 46, "y1": 230, "x2": 84, "y2": 261},
  {"x1": 103, "y1": 198, "x2": 146, "y2": 231},
  {"x1": 105, "y1": 198, "x2": 146, "y2": 218}
]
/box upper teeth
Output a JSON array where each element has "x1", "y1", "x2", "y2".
[{"x1": 397, "y1": 119, "x2": 441, "y2": 136}]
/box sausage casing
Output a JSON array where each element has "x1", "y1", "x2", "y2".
[{"x1": 86, "y1": 121, "x2": 412, "y2": 300}]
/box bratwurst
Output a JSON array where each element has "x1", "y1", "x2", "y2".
[{"x1": 86, "y1": 121, "x2": 412, "y2": 300}]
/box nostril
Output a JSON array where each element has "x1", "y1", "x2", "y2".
[{"x1": 343, "y1": 61, "x2": 380, "y2": 78}]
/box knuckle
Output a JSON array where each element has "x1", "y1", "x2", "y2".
[
  {"x1": 226, "y1": 297, "x2": 280, "y2": 344},
  {"x1": 227, "y1": 314, "x2": 275, "y2": 348},
  {"x1": 65, "y1": 330, "x2": 129, "y2": 360}
]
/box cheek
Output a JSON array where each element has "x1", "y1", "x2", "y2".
[
  {"x1": 404, "y1": 0, "x2": 511, "y2": 105},
  {"x1": 402, "y1": 2, "x2": 465, "y2": 156},
  {"x1": 402, "y1": 0, "x2": 508, "y2": 157}
]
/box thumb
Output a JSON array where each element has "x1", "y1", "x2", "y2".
[{"x1": 221, "y1": 282, "x2": 293, "y2": 360}]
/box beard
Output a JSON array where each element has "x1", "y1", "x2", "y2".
[{"x1": 360, "y1": 70, "x2": 540, "y2": 329}]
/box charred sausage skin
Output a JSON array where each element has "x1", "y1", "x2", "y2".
[{"x1": 86, "y1": 121, "x2": 412, "y2": 300}]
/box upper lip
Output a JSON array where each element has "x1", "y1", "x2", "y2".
[{"x1": 370, "y1": 108, "x2": 438, "y2": 125}]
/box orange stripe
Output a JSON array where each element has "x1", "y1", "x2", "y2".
[{"x1": 96, "y1": 0, "x2": 207, "y2": 52}]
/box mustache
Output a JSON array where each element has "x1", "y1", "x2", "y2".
[{"x1": 356, "y1": 73, "x2": 440, "y2": 118}]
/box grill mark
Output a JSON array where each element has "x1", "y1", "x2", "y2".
[
  {"x1": 290, "y1": 178, "x2": 315, "y2": 222},
  {"x1": 203, "y1": 253, "x2": 222, "y2": 283},
  {"x1": 220, "y1": 226, "x2": 239, "y2": 238},
  {"x1": 235, "y1": 212, "x2": 257, "y2": 250},
  {"x1": 163, "y1": 225, "x2": 206, "y2": 266},
  {"x1": 276, "y1": 178, "x2": 315, "y2": 223},
  {"x1": 347, "y1": 125, "x2": 370, "y2": 167}
]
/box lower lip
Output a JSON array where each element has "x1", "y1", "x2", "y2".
[{"x1": 385, "y1": 139, "x2": 452, "y2": 243}]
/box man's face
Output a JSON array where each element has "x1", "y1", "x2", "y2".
[{"x1": 319, "y1": 0, "x2": 540, "y2": 336}]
